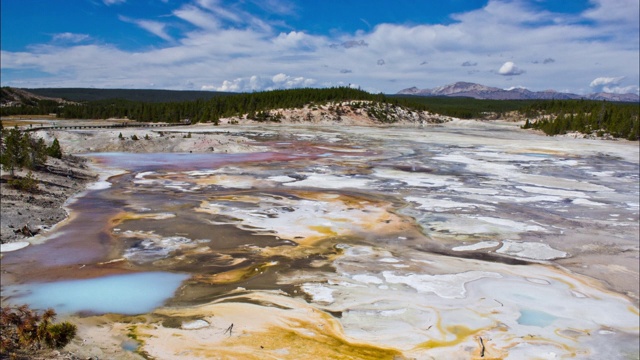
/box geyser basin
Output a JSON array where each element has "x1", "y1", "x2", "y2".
[
  {"x1": 5, "y1": 272, "x2": 189, "y2": 315},
  {"x1": 1, "y1": 124, "x2": 638, "y2": 358}
]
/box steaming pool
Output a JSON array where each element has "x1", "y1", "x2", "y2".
[{"x1": 1, "y1": 123, "x2": 638, "y2": 359}]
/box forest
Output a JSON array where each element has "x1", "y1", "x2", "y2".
[
  {"x1": 2, "y1": 87, "x2": 384, "y2": 122},
  {"x1": 25, "y1": 87, "x2": 233, "y2": 103},
  {"x1": 1, "y1": 86, "x2": 638, "y2": 140},
  {"x1": 520, "y1": 99, "x2": 639, "y2": 140}
]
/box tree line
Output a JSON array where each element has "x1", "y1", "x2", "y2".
[
  {"x1": 521, "y1": 100, "x2": 639, "y2": 140},
  {"x1": 2, "y1": 87, "x2": 433, "y2": 123},
  {"x1": 57, "y1": 87, "x2": 412, "y2": 123},
  {"x1": 2, "y1": 87, "x2": 638, "y2": 140}
]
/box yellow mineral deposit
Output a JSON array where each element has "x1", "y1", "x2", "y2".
[
  {"x1": 191, "y1": 261, "x2": 279, "y2": 285},
  {"x1": 131, "y1": 292, "x2": 402, "y2": 360}
]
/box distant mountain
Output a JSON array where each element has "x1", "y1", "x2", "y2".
[
  {"x1": 398, "y1": 82, "x2": 640, "y2": 102},
  {"x1": 586, "y1": 92, "x2": 640, "y2": 102}
]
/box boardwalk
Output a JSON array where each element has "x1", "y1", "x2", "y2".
[{"x1": 24, "y1": 122, "x2": 189, "y2": 132}]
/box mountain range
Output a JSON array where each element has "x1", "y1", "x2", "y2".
[{"x1": 398, "y1": 82, "x2": 640, "y2": 102}]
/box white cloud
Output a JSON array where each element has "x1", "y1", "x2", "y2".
[
  {"x1": 249, "y1": 0, "x2": 296, "y2": 15},
  {"x1": 51, "y1": 33, "x2": 90, "y2": 43},
  {"x1": 173, "y1": 0, "x2": 273, "y2": 34},
  {"x1": 1, "y1": 0, "x2": 638, "y2": 95},
  {"x1": 203, "y1": 73, "x2": 316, "y2": 92},
  {"x1": 589, "y1": 76, "x2": 624, "y2": 87},
  {"x1": 589, "y1": 76, "x2": 638, "y2": 94},
  {"x1": 272, "y1": 31, "x2": 324, "y2": 51},
  {"x1": 119, "y1": 16, "x2": 173, "y2": 41},
  {"x1": 498, "y1": 61, "x2": 524, "y2": 76},
  {"x1": 583, "y1": 0, "x2": 640, "y2": 25},
  {"x1": 601, "y1": 85, "x2": 639, "y2": 95},
  {"x1": 103, "y1": 0, "x2": 125, "y2": 5},
  {"x1": 329, "y1": 40, "x2": 368, "y2": 49},
  {"x1": 174, "y1": 5, "x2": 221, "y2": 30},
  {"x1": 196, "y1": 0, "x2": 242, "y2": 23}
]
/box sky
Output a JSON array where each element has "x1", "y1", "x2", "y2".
[{"x1": 1, "y1": 0, "x2": 639, "y2": 95}]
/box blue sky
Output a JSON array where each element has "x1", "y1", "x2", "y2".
[{"x1": 1, "y1": 0, "x2": 638, "y2": 94}]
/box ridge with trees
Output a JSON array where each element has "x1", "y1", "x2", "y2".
[{"x1": 1, "y1": 86, "x2": 638, "y2": 140}]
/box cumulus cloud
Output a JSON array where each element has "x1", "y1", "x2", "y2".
[
  {"x1": 462, "y1": 61, "x2": 477, "y2": 67},
  {"x1": 204, "y1": 73, "x2": 317, "y2": 92},
  {"x1": 589, "y1": 76, "x2": 637, "y2": 94},
  {"x1": 498, "y1": 61, "x2": 524, "y2": 76},
  {"x1": 272, "y1": 31, "x2": 323, "y2": 51},
  {"x1": 589, "y1": 76, "x2": 624, "y2": 87}
]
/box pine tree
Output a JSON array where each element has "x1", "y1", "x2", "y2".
[
  {"x1": 47, "y1": 138, "x2": 63, "y2": 159},
  {"x1": 1, "y1": 127, "x2": 28, "y2": 177},
  {"x1": 28, "y1": 136, "x2": 49, "y2": 168}
]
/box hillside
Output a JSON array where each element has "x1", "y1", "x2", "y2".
[{"x1": 1, "y1": 87, "x2": 74, "y2": 107}]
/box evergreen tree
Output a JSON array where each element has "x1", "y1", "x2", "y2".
[
  {"x1": 47, "y1": 138, "x2": 63, "y2": 159},
  {"x1": 27, "y1": 136, "x2": 49, "y2": 168},
  {"x1": 1, "y1": 127, "x2": 28, "y2": 177}
]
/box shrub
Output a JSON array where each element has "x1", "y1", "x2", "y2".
[
  {"x1": 9, "y1": 171, "x2": 39, "y2": 193},
  {"x1": 43, "y1": 321, "x2": 77, "y2": 349},
  {"x1": 0, "y1": 305, "x2": 77, "y2": 358}
]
